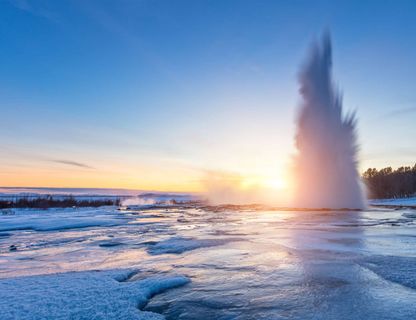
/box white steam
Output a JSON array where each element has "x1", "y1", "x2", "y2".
[
  {"x1": 121, "y1": 197, "x2": 156, "y2": 206},
  {"x1": 293, "y1": 32, "x2": 366, "y2": 209}
]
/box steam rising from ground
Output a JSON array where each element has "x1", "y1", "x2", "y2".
[
  {"x1": 202, "y1": 171, "x2": 289, "y2": 206},
  {"x1": 203, "y1": 172, "x2": 263, "y2": 205},
  {"x1": 121, "y1": 197, "x2": 156, "y2": 207},
  {"x1": 293, "y1": 33, "x2": 365, "y2": 209}
]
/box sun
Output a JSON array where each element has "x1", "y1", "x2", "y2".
[{"x1": 264, "y1": 177, "x2": 286, "y2": 190}]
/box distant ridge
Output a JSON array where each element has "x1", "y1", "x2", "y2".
[{"x1": 0, "y1": 187, "x2": 198, "y2": 197}]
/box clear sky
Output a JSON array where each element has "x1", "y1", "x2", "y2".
[{"x1": 1, "y1": 0, "x2": 416, "y2": 192}]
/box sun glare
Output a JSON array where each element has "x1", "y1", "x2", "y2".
[
  {"x1": 239, "y1": 174, "x2": 287, "y2": 191},
  {"x1": 264, "y1": 177, "x2": 286, "y2": 190}
]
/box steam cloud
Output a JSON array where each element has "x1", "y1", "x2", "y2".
[
  {"x1": 202, "y1": 171, "x2": 289, "y2": 206},
  {"x1": 203, "y1": 172, "x2": 265, "y2": 205},
  {"x1": 293, "y1": 32, "x2": 366, "y2": 209}
]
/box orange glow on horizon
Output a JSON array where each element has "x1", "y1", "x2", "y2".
[
  {"x1": 0, "y1": 165, "x2": 200, "y2": 193},
  {"x1": 1, "y1": 165, "x2": 294, "y2": 200}
]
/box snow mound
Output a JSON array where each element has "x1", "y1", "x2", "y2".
[
  {"x1": 146, "y1": 236, "x2": 233, "y2": 255},
  {"x1": 0, "y1": 269, "x2": 189, "y2": 320}
]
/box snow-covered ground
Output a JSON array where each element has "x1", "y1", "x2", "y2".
[
  {"x1": 0, "y1": 207, "x2": 128, "y2": 232},
  {"x1": 370, "y1": 197, "x2": 416, "y2": 206},
  {"x1": 1, "y1": 205, "x2": 416, "y2": 319},
  {"x1": 0, "y1": 269, "x2": 189, "y2": 320}
]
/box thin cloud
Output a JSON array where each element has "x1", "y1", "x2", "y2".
[
  {"x1": 51, "y1": 160, "x2": 94, "y2": 169},
  {"x1": 8, "y1": 0, "x2": 59, "y2": 22},
  {"x1": 382, "y1": 107, "x2": 416, "y2": 118}
]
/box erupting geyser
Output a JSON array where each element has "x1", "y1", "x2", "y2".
[{"x1": 293, "y1": 33, "x2": 366, "y2": 209}]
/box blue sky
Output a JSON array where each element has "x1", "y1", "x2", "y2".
[{"x1": 1, "y1": 0, "x2": 415, "y2": 190}]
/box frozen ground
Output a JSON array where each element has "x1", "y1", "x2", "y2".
[{"x1": 1, "y1": 204, "x2": 416, "y2": 319}]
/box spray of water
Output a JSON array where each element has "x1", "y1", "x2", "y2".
[{"x1": 293, "y1": 33, "x2": 366, "y2": 209}]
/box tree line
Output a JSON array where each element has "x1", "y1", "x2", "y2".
[
  {"x1": 0, "y1": 195, "x2": 121, "y2": 209},
  {"x1": 362, "y1": 164, "x2": 416, "y2": 199}
]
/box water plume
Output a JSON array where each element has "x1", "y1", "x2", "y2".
[{"x1": 293, "y1": 32, "x2": 366, "y2": 209}]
